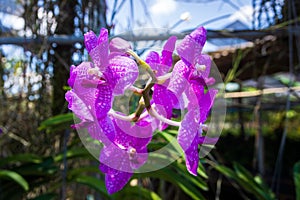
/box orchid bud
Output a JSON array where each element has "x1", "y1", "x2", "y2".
[{"x1": 109, "y1": 37, "x2": 132, "y2": 53}]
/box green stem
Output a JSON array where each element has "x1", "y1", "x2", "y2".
[{"x1": 126, "y1": 49, "x2": 157, "y2": 82}]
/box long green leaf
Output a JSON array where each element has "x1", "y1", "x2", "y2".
[
  {"x1": 116, "y1": 186, "x2": 162, "y2": 200},
  {"x1": 233, "y1": 163, "x2": 274, "y2": 200},
  {"x1": 139, "y1": 166, "x2": 206, "y2": 200},
  {"x1": 0, "y1": 170, "x2": 29, "y2": 191},
  {"x1": 54, "y1": 147, "x2": 94, "y2": 162},
  {"x1": 0, "y1": 153, "x2": 42, "y2": 167},
  {"x1": 38, "y1": 113, "x2": 74, "y2": 131},
  {"x1": 71, "y1": 175, "x2": 109, "y2": 198},
  {"x1": 215, "y1": 163, "x2": 274, "y2": 200},
  {"x1": 294, "y1": 161, "x2": 300, "y2": 200}
]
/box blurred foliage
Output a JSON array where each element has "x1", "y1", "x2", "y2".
[{"x1": 294, "y1": 161, "x2": 300, "y2": 200}]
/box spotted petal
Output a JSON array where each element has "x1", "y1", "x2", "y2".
[
  {"x1": 161, "y1": 36, "x2": 176, "y2": 67},
  {"x1": 105, "y1": 168, "x2": 132, "y2": 194},
  {"x1": 67, "y1": 65, "x2": 77, "y2": 88},
  {"x1": 95, "y1": 83, "x2": 113, "y2": 120},
  {"x1": 113, "y1": 117, "x2": 153, "y2": 150},
  {"x1": 84, "y1": 31, "x2": 98, "y2": 53},
  {"x1": 145, "y1": 51, "x2": 160, "y2": 74},
  {"x1": 100, "y1": 144, "x2": 133, "y2": 173},
  {"x1": 188, "y1": 81, "x2": 218, "y2": 123},
  {"x1": 167, "y1": 60, "x2": 190, "y2": 97},
  {"x1": 194, "y1": 54, "x2": 211, "y2": 79},
  {"x1": 177, "y1": 26, "x2": 206, "y2": 66},
  {"x1": 178, "y1": 110, "x2": 200, "y2": 175},
  {"x1": 109, "y1": 55, "x2": 138, "y2": 95},
  {"x1": 65, "y1": 90, "x2": 94, "y2": 129},
  {"x1": 88, "y1": 116, "x2": 115, "y2": 145},
  {"x1": 153, "y1": 84, "x2": 178, "y2": 130},
  {"x1": 88, "y1": 28, "x2": 109, "y2": 71}
]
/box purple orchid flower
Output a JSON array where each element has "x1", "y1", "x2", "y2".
[
  {"x1": 168, "y1": 26, "x2": 209, "y2": 97},
  {"x1": 146, "y1": 36, "x2": 179, "y2": 130},
  {"x1": 99, "y1": 117, "x2": 153, "y2": 194},
  {"x1": 65, "y1": 26, "x2": 219, "y2": 194},
  {"x1": 65, "y1": 28, "x2": 139, "y2": 144},
  {"x1": 172, "y1": 27, "x2": 218, "y2": 175}
]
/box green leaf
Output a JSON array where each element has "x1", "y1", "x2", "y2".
[
  {"x1": 116, "y1": 186, "x2": 162, "y2": 200},
  {"x1": 214, "y1": 163, "x2": 275, "y2": 200},
  {"x1": 54, "y1": 147, "x2": 94, "y2": 162},
  {"x1": 233, "y1": 162, "x2": 275, "y2": 200},
  {"x1": 173, "y1": 161, "x2": 208, "y2": 191},
  {"x1": 294, "y1": 161, "x2": 300, "y2": 200},
  {"x1": 0, "y1": 170, "x2": 29, "y2": 191},
  {"x1": 14, "y1": 157, "x2": 58, "y2": 176},
  {"x1": 139, "y1": 166, "x2": 206, "y2": 200},
  {"x1": 71, "y1": 175, "x2": 109, "y2": 198},
  {"x1": 68, "y1": 166, "x2": 100, "y2": 178},
  {"x1": 38, "y1": 113, "x2": 74, "y2": 131},
  {"x1": 214, "y1": 164, "x2": 238, "y2": 180},
  {"x1": 0, "y1": 153, "x2": 42, "y2": 167}
]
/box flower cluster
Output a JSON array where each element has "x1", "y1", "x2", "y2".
[{"x1": 65, "y1": 26, "x2": 217, "y2": 194}]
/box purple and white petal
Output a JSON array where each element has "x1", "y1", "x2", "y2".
[
  {"x1": 145, "y1": 51, "x2": 161, "y2": 75},
  {"x1": 199, "y1": 89, "x2": 218, "y2": 123},
  {"x1": 167, "y1": 60, "x2": 190, "y2": 97},
  {"x1": 95, "y1": 84, "x2": 113, "y2": 120},
  {"x1": 105, "y1": 169, "x2": 132, "y2": 194},
  {"x1": 161, "y1": 36, "x2": 176, "y2": 67},
  {"x1": 109, "y1": 37, "x2": 132, "y2": 53},
  {"x1": 177, "y1": 26, "x2": 206, "y2": 66},
  {"x1": 185, "y1": 135, "x2": 200, "y2": 176},
  {"x1": 84, "y1": 31, "x2": 98, "y2": 53},
  {"x1": 178, "y1": 110, "x2": 200, "y2": 175},
  {"x1": 194, "y1": 54, "x2": 211, "y2": 78},
  {"x1": 153, "y1": 84, "x2": 178, "y2": 130},
  {"x1": 65, "y1": 90, "x2": 94, "y2": 128},
  {"x1": 109, "y1": 55, "x2": 138, "y2": 95},
  {"x1": 89, "y1": 28, "x2": 109, "y2": 71},
  {"x1": 113, "y1": 118, "x2": 152, "y2": 150},
  {"x1": 88, "y1": 116, "x2": 115, "y2": 144},
  {"x1": 100, "y1": 144, "x2": 132, "y2": 173}
]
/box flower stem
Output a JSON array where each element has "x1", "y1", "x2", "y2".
[
  {"x1": 108, "y1": 110, "x2": 133, "y2": 122},
  {"x1": 147, "y1": 106, "x2": 181, "y2": 127},
  {"x1": 157, "y1": 73, "x2": 172, "y2": 84},
  {"x1": 126, "y1": 49, "x2": 157, "y2": 82}
]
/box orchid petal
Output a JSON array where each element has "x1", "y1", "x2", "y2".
[
  {"x1": 109, "y1": 37, "x2": 132, "y2": 53},
  {"x1": 153, "y1": 84, "x2": 178, "y2": 130},
  {"x1": 188, "y1": 82, "x2": 218, "y2": 123},
  {"x1": 95, "y1": 84, "x2": 113, "y2": 120},
  {"x1": 100, "y1": 145, "x2": 132, "y2": 173},
  {"x1": 194, "y1": 54, "x2": 211, "y2": 78},
  {"x1": 177, "y1": 27, "x2": 206, "y2": 66},
  {"x1": 88, "y1": 116, "x2": 115, "y2": 145},
  {"x1": 65, "y1": 90, "x2": 93, "y2": 126},
  {"x1": 105, "y1": 169, "x2": 132, "y2": 194},
  {"x1": 113, "y1": 118, "x2": 152, "y2": 150},
  {"x1": 145, "y1": 51, "x2": 160, "y2": 74},
  {"x1": 161, "y1": 36, "x2": 176, "y2": 67},
  {"x1": 109, "y1": 55, "x2": 138, "y2": 95},
  {"x1": 167, "y1": 60, "x2": 190, "y2": 97},
  {"x1": 67, "y1": 65, "x2": 77, "y2": 88},
  {"x1": 178, "y1": 110, "x2": 200, "y2": 175},
  {"x1": 84, "y1": 31, "x2": 98, "y2": 53},
  {"x1": 89, "y1": 29, "x2": 109, "y2": 71}
]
